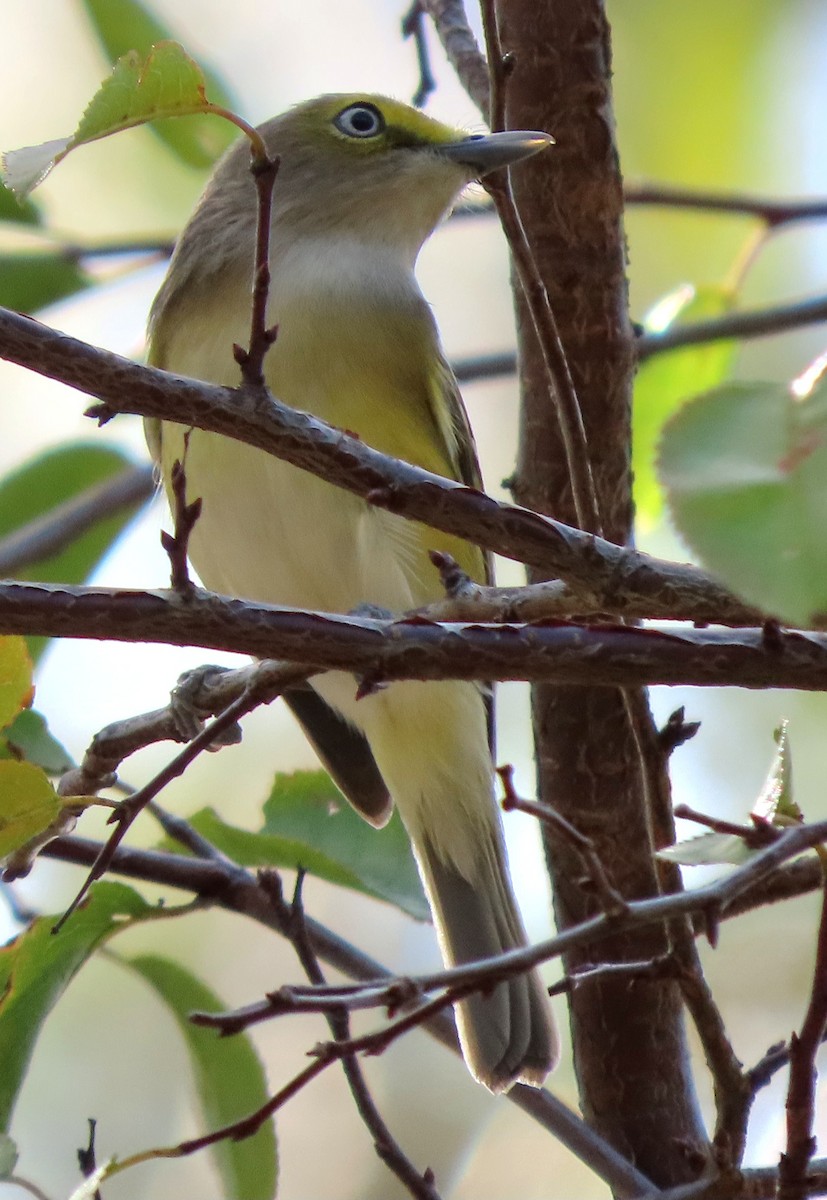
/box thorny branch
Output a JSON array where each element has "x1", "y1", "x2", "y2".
[
  {"x1": 778, "y1": 866, "x2": 827, "y2": 1200},
  {"x1": 38, "y1": 833, "x2": 655, "y2": 1200},
  {"x1": 266, "y1": 871, "x2": 444, "y2": 1200},
  {"x1": 35, "y1": 818, "x2": 827, "y2": 1198},
  {"x1": 0, "y1": 305, "x2": 803, "y2": 626},
  {"x1": 3, "y1": 581, "x2": 827, "y2": 690}
]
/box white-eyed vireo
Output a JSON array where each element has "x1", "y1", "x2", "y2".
[{"x1": 146, "y1": 94, "x2": 556, "y2": 1091}]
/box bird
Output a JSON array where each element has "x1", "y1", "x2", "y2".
[{"x1": 145, "y1": 93, "x2": 556, "y2": 1092}]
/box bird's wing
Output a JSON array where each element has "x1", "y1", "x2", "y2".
[{"x1": 429, "y1": 352, "x2": 493, "y2": 588}]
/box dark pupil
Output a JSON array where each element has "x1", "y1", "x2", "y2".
[{"x1": 351, "y1": 108, "x2": 375, "y2": 132}]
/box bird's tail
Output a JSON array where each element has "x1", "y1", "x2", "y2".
[{"x1": 416, "y1": 827, "x2": 558, "y2": 1093}]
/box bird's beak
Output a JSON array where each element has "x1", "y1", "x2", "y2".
[{"x1": 437, "y1": 130, "x2": 554, "y2": 177}]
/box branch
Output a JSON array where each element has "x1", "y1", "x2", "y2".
[
  {"x1": 779, "y1": 867, "x2": 827, "y2": 1199},
  {"x1": 0, "y1": 463, "x2": 153, "y2": 576},
  {"x1": 2, "y1": 582, "x2": 827, "y2": 689},
  {"x1": 0, "y1": 306, "x2": 782, "y2": 623},
  {"x1": 58, "y1": 659, "x2": 307, "y2": 798},
  {"x1": 270, "y1": 871, "x2": 443, "y2": 1200},
  {"x1": 39, "y1": 833, "x2": 655, "y2": 1200},
  {"x1": 418, "y1": 0, "x2": 490, "y2": 117},
  {"x1": 637, "y1": 294, "x2": 827, "y2": 361},
  {"x1": 624, "y1": 184, "x2": 827, "y2": 229}
]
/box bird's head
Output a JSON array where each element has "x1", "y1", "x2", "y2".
[{"x1": 187, "y1": 93, "x2": 552, "y2": 266}]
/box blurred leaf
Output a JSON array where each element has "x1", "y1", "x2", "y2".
[
  {"x1": 126, "y1": 955, "x2": 278, "y2": 1200},
  {"x1": 0, "y1": 180, "x2": 40, "y2": 226},
  {"x1": 0, "y1": 882, "x2": 154, "y2": 1130},
  {"x1": 0, "y1": 253, "x2": 91, "y2": 313},
  {"x1": 0, "y1": 638, "x2": 33, "y2": 731},
  {"x1": 263, "y1": 770, "x2": 427, "y2": 920},
  {"x1": 2, "y1": 42, "x2": 224, "y2": 197},
  {"x1": 634, "y1": 282, "x2": 737, "y2": 529},
  {"x1": 659, "y1": 370, "x2": 827, "y2": 625},
  {"x1": 0, "y1": 709, "x2": 75, "y2": 774},
  {"x1": 80, "y1": 0, "x2": 237, "y2": 167},
  {"x1": 0, "y1": 444, "x2": 142, "y2": 659},
  {"x1": 657, "y1": 830, "x2": 754, "y2": 867},
  {"x1": 0, "y1": 1133, "x2": 17, "y2": 1178}
]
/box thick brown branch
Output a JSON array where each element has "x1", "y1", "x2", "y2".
[
  {"x1": 1, "y1": 581, "x2": 826, "y2": 689},
  {"x1": 0, "y1": 306, "x2": 784, "y2": 625}
]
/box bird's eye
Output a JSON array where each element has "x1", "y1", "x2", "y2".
[{"x1": 334, "y1": 103, "x2": 385, "y2": 139}]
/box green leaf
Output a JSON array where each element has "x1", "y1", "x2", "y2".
[
  {"x1": 0, "y1": 638, "x2": 33, "y2": 731},
  {"x1": 0, "y1": 882, "x2": 154, "y2": 1130},
  {"x1": 125, "y1": 955, "x2": 278, "y2": 1200},
  {"x1": 2, "y1": 42, "x2": 228, "y2": 197},
  {"x1": 634, "y1": 283, "x2": 737, "y2": 530},
  {"x1": 263, "y1": 770, "x2": 427, "y2": 920},
  {"x1": 183, "y1": 805, "x2": 428, "y2": 921},
  {"x1": 0, "y1": 444, "x2": 143, "y2": 659},
  {"x1": 0, "y1": 253, "x2": 91, "y2": 314},
  {"x1": 80, "y1": 0, "x2": 237, "y2": 167},
  {"x1": 0, "y1": 709, "x2": 75, "y2": 774},
  {"x1": 0, "y1": 760, "x2": 62, "y2": 860},
  {"x1": 0, "y1": 1133, "x2": 18, "y2": 1178},
  {"x1": 0, "y1": 180, "x2": 40, "y2": 226},
  {"x1": 659, "y1": 370, "x2": 827, "y2": 625}
]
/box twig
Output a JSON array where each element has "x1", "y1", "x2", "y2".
[
  {"x1": 5, "y1": 1178, "x2": 53, "y2": 1200},
  {"x1": 480, "y1": 0, "x2": 602, "y2": 535},
  {"x1": 232, "y1": 152, "x2": 280, "y2": 386},
  {"x1": 624, "y1": 184, "x2": 827, "y2": 229},
  {"x1": 58, "y1": 659, "x2": 308, "y2": 799},
  {"x1": 401, "y1": 2, "x2": 437, "y2": 107},
  {"x1": 418, "y1": 0, "x2": 490, "y2": 117},
  {"x1": 778, "y1": 865, "x2": 827, "y2": 1199},
  {"x1": 7, "y1": 583, "x2": 827, "y2": 691},
  {"x1": 159, "y1": 445, "x2": 201, "y2": 596},
  {"x1": 637, "y1": 294, "x2": 827, "y2": 361},
  {"x1": 271, "y1": 870, "x2": 443, "y2": 1199},
  {"x1": 673, "y1": 804, "x2": 781, "y2": 850},
  {"x1": 37, "y1": 835, "x2": 655, "y2": 1199},
  {"x1": 0, "y1": 464, "x2": 153, "y2": 577},
  {"x1": 498, "y1": 765, "x2": 627, "y2": 915},
  {"x1": 0, "y1": 305, "x2": 790, "y2": 618},
  {"x1": 52, "y1": 683, "x2": 279, "y2": 933},
  {"x1": 657, "y1": 708, "x2": 702, "y2": 755}
]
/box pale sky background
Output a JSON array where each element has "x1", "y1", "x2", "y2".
[{"x1": 1, "y1": 2, "x2": 827, "y2": 1198}]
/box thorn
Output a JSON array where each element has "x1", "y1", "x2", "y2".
[{"x1": 84, "y1": 403, "x2": 116, "y2": 426}]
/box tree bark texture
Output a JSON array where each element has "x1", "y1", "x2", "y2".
[{"x1": 500, "y1": 1, "x2": 709, "y2": 1186}]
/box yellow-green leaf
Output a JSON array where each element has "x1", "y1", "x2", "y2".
[
  {"x1": 126, "y1": 955, "x2": 278, "y2": 1200},
  {"x1": 2, "y1": 42, "x2": 218, "y2": 198},
  {"x1": 634, "y1": 282, "x2": 737, "y2": 530},
  {"x1": 659, "y1": 368, "x2": 827, "y2": 625},
  {"x1": 80, "y1": 0, "x2": 237, "y2": 167},
  {"x1": 0, "y1": 638, "x2": 33, "y2": 732}
]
